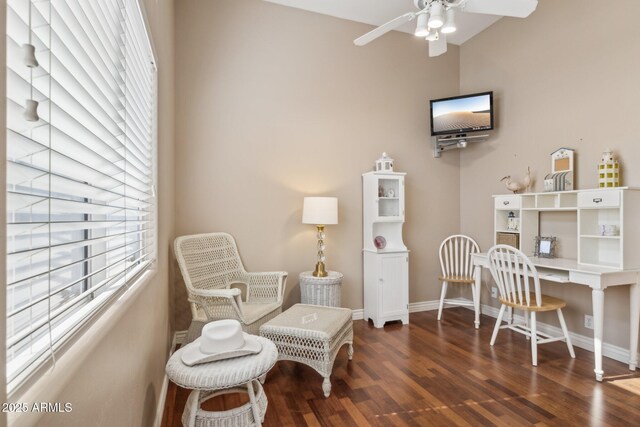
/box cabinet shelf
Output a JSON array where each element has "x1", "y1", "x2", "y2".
[
  {"x1": 521, "y1": 207, "x2": 577, "y2": 212},
  {"x1": 494, "y1": 189, "x2": 640, "y2": 269},
  {"x1": 579, "y1": 260, "x2": 621, "y2": 269}
]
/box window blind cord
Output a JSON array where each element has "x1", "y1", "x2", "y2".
[
  {"x1": 123, "y1": 3, "x2": 129, "y2": 290},
  {"x1": 46, "y1": 0, "x2": 57, "y2": 373},
  {"x1": 28, "y1": 1, "x2": 33, "y2": 102}
]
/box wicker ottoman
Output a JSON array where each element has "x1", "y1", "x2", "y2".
[
  {"x1": 166, "y1": 336, "x2": 278, "y2": 427},
  {"x1": 259, "y1": 304, "x2": 353, "y2": 397}
]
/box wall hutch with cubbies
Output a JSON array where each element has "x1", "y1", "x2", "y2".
[
  {"x1": 494, "y1": 187, "x2": 640, "y2": 269},
  {"x1": 362, "y1": 171, "x2": 409, "y2": 328}
]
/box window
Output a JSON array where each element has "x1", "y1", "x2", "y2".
[{"x1": 6, "y1": 0, "x2": 157, "y2": 391}]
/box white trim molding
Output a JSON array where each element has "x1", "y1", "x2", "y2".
[
  {"x1": 173, "y1": 330, "x2": 188, "y2": 346},
  {"x1": 409, "y1": 300, "x2": 441, "y2": 313},
  {"x1": 353, "y1": 298, "x2": 639, "y2": 366},
  {"x1": 153, "y1": 375, "x2": 169, "y2": 427}
]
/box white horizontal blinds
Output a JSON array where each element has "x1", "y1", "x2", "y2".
[{"x1": 6, "y1": 0, "x2": 156, "y2": 388}]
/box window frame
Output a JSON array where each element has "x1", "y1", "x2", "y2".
[{"x1": 5, "y1": 0, "x2": 159, "y2": 395}]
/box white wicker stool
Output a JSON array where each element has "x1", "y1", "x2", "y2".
[
  {"x1": 299, "y1": 271, "x2": 343, "y2": 307},
  {"x1": 259, "y1": 304, "x2": 353, "y2": 398},
  {"x1": 166, "y1": 337, "x2": 278, "y2": 427}
]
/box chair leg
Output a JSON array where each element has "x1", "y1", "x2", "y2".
[
  {"x1": 490, "y1": 304, "x2": 506, "y2": 346},
  {"x1": 471, "y1": 281, "x2": 479, "y2": 329},
  {"x1": 437, "y1": 282, "x2": 448, "y2": 321},
  {"x1": 524, "y1": 309, "x2": 530, "y2": 340},
  {"x1": 557, "y1": 308, "x2": 576, "y2": 358},
  {"x1": 531, "y1": 311, "x2": 538, "y2": 366}
]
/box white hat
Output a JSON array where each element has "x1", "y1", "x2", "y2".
[{"x1": 181, "y1": 319, "x2": 262, "y2": 366}]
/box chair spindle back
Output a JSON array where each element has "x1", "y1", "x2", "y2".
[
  {"x1": 487, "y1": 245, "x2": 542, "y2": 307},
  {"x1": 439, "y1": 235, "x2": 481, "y2": 279}
]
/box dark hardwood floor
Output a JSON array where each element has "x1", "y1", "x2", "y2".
[{"x1": 162, "y1": 308, "x2": 640, "y2": 426}]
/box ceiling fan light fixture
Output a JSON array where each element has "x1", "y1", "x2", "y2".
[
  {"x1": 428, "y1": 1, "x2": 444, "y2": 29},
  {"x1": 441, "y1": 8, "x2": 457, "y2": 34},
  {"x1": 414, "y1": 13, "x2": 430, "y2": 37},
  {"x1": 425, "y1": 29, "x2": 439, "y2": 42}
]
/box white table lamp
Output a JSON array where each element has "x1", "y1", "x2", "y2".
[{"x1": 302, "y1": 197, "x2": 338, "y2": 277}]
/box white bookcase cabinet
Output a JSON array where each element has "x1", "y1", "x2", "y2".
[
  {"x1": 362, "y1": 172, "x2": 409, "y2": 328},
  {"x1": 493, "y1": 188, "x2": 640, "y2": 269}
]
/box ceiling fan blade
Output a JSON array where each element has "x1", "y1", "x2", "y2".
[
  {"x1": 354, "y1": 12, "x2": 416, "y2": 46},
  {"x1": 462, "y1": 0, "x2": 538, "y2": 18},
  {"x1": 429, "y1": 34, "x2": 447, "y2": 57}
]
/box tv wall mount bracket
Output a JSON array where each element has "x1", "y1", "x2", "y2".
[{"x1": 433, "y1": 134, "x2": 489, "y2": 158}]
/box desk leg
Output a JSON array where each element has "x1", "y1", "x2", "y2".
[
  {"x1": 592, "y1": 289, "x2": 605, "y2": 382},
  {"x1": 630, "y1": 280, "x2": 640, "y2": 371},
  {"x1": 474, "y1": 267, "x2": 481, "y2": 329}
]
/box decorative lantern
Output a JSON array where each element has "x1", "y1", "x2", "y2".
[
  {"x1": 375, "y1": 152, "x2": 394, "y2": 172},
  {"x1": 598, "y1": 149, "x2": 620, "y2": 188},
  {"x1": 507, "y1": 211, "x2": 519, "y2": 231}
]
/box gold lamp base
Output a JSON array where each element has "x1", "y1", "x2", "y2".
[
  {"x1": 312, "y1": 225, "x2": 329, "y2": 277},
  {"x1": 313, "y1": 261, "x2": 327, "y2": 277}
]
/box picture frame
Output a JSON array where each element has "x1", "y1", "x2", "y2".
[{"x1": 534, "y1": 236, "x2": 556, "y2": 258}]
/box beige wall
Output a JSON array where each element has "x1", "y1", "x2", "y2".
[
  {"x1": 173, "y1": 0, "x2": 461, "y2": 328},
  {"x1": 3, "y1": 1, "x2": 175, "y2": 425},
  {"x1": 460, "y1": 0, "x2": 640, "y2": 346}
]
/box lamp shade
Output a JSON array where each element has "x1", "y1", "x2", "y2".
[{"x1": 302, "y1": 197, "x2": 338, "y2": 225}]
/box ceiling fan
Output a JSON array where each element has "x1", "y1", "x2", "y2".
[{"x1": 354, "y1": 0, "x2": 538, "y2": 57}]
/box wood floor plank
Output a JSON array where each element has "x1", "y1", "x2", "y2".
[{"x1": 162, "y1": 308, "x2": 640, "y2": 426}]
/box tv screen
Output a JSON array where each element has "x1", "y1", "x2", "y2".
[{"x1": 430, "y1": 91, "x2": 494, "y2": 136}]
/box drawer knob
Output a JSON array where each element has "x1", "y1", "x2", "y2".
[
  {"x1": 503, "y1": 201, "x2": 510, "y2": 205},
  {"x1": 593, "y1": 198, "x2": 603, "y2": 203}
]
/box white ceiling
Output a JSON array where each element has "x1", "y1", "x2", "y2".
[{"x1": 263, "y1": 0, "x2": 502, "y2": 45}]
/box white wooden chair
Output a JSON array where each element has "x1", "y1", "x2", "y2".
[
  {"x1": 437, "y1": 235, "x2": 481, "y2": 327},
  {"x1": 175, "y1": 232, "x2": 288, "y2": 343},
  {"x1": 487, "y1": 245, "x2": 575, "y2": 366}
]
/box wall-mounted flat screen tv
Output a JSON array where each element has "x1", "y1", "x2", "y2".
[{"x1": 430, "y1": 91, "x2": 494, "y2": 136}]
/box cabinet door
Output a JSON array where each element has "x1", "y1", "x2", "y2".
[
  {"x1": 376, "y1": 177, "x2": 404, "y2": 221},
  {"x1": 380, "y1": 254, "x2": 408, "y2": 316}
]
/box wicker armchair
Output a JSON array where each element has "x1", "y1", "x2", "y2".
[{"x1": 174, "y1": 232, "x2": 288, "y2": 343}]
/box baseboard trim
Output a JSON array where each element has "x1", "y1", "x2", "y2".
[
  {"x1": 174, "y1": 330, "x2": 187, "y2": 347},
  {"x1": 459, "y1": 299, "x2": 639, "y2": 366},
  {"x1": 154, "y1": 374, "x2": 169, "y2": 427},
  {"x1": 409, "y1": 300, "x2": 440, "y2": 313},
  {"x1": 354, "y1": 298, "x2": 638, "y2": 366},
  {"x1": 157, "y1": 332, "x2": 185, "y2": 427}
]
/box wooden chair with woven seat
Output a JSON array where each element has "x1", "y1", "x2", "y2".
[
  {"x1": 437, "y1": 235, "x2": 481, "y2": 327},
  {"x1": 487, "y1": 244, "x2": 575, "y2": 366},
  {"x1": 175, "y1": 232, "x2": 288, "y2": 343}
]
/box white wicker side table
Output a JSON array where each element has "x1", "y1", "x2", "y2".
[
  {"x1": 299, "y1": 271, "x2": 344, "y2": 307},
  {"x1": 259, "y1": 304, "x2": 353, "y2": 397},
  {"x1": 165, "y1": 337, "x2": 278, "y2": 427}
]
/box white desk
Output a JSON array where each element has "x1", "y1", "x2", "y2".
[{"x1": 472, "y1": 253, "x2": 640, "y2": 381}]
